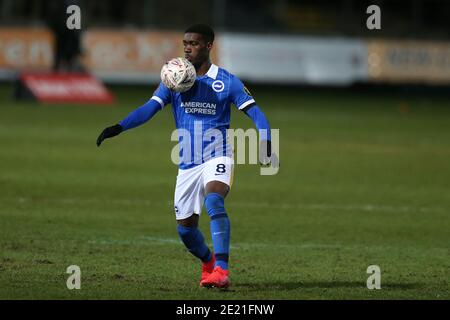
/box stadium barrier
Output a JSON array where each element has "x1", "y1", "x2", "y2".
[
  {"x1": 82, "y1": 30, "x2": 192, "y2": 83},
  {"x1": 367, "y1": 40, "x2": 450, "y2": 84},
  {"x1": 15, "y1": 72, "x2": 114, "y2": 104},
  {"x1": 0, "y1": 27, "x2": 54, "y2": 79},
  {"x1": 217, "y1": 34, "x2": 368, "y2": 85},
  {"x1": 1, "y1": 27, "x2": 450, "y2": 86}
]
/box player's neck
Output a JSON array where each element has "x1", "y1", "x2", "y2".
[{"x1": 195, "y1": 61, "x2": 212, "y2": 76}]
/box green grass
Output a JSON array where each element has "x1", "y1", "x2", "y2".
[{"x1": 0, "y1": 83, "x2": 449, "y2": 299}]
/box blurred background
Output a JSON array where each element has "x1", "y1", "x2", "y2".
[
  {"x1": 0, "y1": 0, "x2": 449, "y2": 299},
  {"x1": 1, "y1": 0, "x2": 450, "y2": 86},
  {"x1": 1, "y1": 0, "x2": 449, "y2": 37}
]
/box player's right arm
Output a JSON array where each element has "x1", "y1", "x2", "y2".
[
  {"x1": 229, "y1": 75, "x2": 272, "y2": 165},
  {"x1": 96, "y1": 83, "x2": 171, "y2": 147}
]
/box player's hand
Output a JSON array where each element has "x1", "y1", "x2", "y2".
[
  {"x1": 96, "y1": 124, "x2": 123, "y2": 147},
  {"x1": 259, "y1": 140, "x2": 280, "y2": 168},
  {"x1": 259, "y1": 140, "x2": 272, "y2": 166}
]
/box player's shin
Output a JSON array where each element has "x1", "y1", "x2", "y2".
[
  {"x1": 205, "y1": 193, "x2": 230, "y2": 270},
  {"x1": 177, "y1": 225, "x2": 212, "y2": 262}
]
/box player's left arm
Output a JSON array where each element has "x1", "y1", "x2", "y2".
[
  {"x1": 96, "y1": 83, "x2": 170, "y2": 147},
  {"x1": 230, "y1": 76, "x2": 272, "y2": 164},
  {"x1": 242, "y1": 104, "x2": 272, "y2": 163}
]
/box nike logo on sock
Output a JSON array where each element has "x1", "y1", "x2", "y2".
[{"x1": 213, "y1": 232, "x2": 225, "y2": 235}]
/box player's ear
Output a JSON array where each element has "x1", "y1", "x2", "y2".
[{"x1": 206, "y1": 42, "x2": 213, "y2": 51}]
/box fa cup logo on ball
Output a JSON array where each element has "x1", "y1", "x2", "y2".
[{"x1": 161, "y1": 57, "x2": 197, "y2": 92}]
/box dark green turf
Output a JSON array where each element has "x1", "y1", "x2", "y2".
[{"x1": 0, "y1": 83, "x2": 449, "y2": 299}]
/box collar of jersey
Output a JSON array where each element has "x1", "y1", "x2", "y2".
[{"x1": 197, "y1": 63, "x2": 219, "y2": 80}]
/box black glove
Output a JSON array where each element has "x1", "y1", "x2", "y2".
[
  {"x1": 96, "y1": 124, "x2": 123, "y2": 147},
  {"x1": 259, "y1": 140, "x2": 280, "y2": 168},
  {"x1": 259, "y1": 140, "x2": 272, "y2": 166}
]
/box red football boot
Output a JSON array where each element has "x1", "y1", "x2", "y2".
[
  {"x1": 200, "y1": 255, "x2": 216, "y2": 287},
  {"x1": 201, "y1": 266, "x2": 230, "y2": 289}
]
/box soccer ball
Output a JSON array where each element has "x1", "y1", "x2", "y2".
[{"x1": 160, "y1": 57, "x2": 196, "y2": 92}]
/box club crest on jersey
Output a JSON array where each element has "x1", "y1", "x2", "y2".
[{"x1": 212, "y1": 80, "x2": 225, "y2": 93}]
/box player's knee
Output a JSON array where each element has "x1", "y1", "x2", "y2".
[
  {"x1": 204, "y1": 192, "x2": 227, "y2": 219},
  {"x1": 177, "y1": 214, "x2": 198, "y2": 228}
]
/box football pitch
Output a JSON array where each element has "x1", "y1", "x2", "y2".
[{"x1": 0, "y1": 83, "x2": 449, "y2": 300}]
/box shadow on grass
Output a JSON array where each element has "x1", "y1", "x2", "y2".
[{"x1": 234, "y1": 281, "x2": 423, "y2": 291}]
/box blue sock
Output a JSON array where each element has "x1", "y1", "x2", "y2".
[
  {"x1": 205, "y1": 193, "x2": 230, "y2": 270},
  {"x1": 177, "y1": 224, "x2": 212, "y2": 263}
]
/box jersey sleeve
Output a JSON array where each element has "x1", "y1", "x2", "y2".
[
  {"x1": 229, "y1": 76, "x2": 255, "y2": 110},
  {"x1": 151, "y1": 82, "x2": 172, "y2": 108}
]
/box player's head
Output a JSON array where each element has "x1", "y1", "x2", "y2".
[{"x1": 184, "y1": 24, "x2": 214, "y2": 68}]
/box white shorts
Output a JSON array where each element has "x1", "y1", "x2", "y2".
[{"x1": 174, "y1": 156, "x2": 234, "y2": 220}]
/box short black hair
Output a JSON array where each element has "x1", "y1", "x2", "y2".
[{"x1": 184, "y1": 24, "x2": 215, "y2": 44}]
